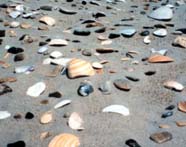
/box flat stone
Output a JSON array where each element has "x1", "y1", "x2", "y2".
[
  {"x1": 125, "y1": 139, "x2": 141, "y2": 147},
  {"x1": 150, "y1": 132, "x2": 172, "y2": 144},
  {"x1": 113, "y1": 79, "x2": 131, "y2": 91}
]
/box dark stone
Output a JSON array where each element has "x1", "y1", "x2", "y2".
[
  {"x1": 40, "y1": 100, "x2": 49, "y2": 105},
  {"x1": 0, "y1": 30, "x2": 5, "y2": 37},
  {"x1": 73, "y1": 29, "x2": 91, "y2": 36},
  {"x1": 7, "y1": 141, "x2": 26, "y2": 147},
  {"x1": 49, "y1": 91, "x2": 62, "y2": 98},
  {"x1": 14, "y1": 53, "x2": 25, "y2": 62},
  {"x1": 150, "y1": 132, "x2": 172, "y2": 144},
  {"x1": 25, "y1": 112, "x2": 34, "y2": 119},
  {"x1": 165, "y1": 105, "x2": 175, "y2": 110},
  {"x1": 59, "y1": 8, "x2": 77, "y2": 15},
  {"x1": 0, "y1": 3, "x2": 8, "y2": 8},
  {"x1": 93, "y1": 12, "x2": 106, "y2": 18},
  {"x1": 82, "y1": 49, "x2": 92, "y2": 56},
  {"x1": 108, "y1": 33, "x2": 120, "y2": 39},
  {"x1": 95, "y1": 27, "x2": 106, "y2": 33},
  {"x1": 40, "y1": 5, "x2": 53, "y2": 11},
  {"x1": 176, "y1": 28, "x2": 186, "y2": 34},
  {"x1": 0, "y1": 84, "x2": 12, "y2": 96},
  {"x1": 140, "y1": 30, "x2": 150, "y2": 36},
  {"x1": 8, "y1": 47, "x2": 24, "y2": 54},
  {"x1": 125, "y1": 139, "x2": 141, "y2": 147},
  {"x1": 39, "y1": 42, "x2": 48, "y2": 46},
  {"x1": 13, "y1": 114, "x2": 22, "y2": 119},
  {"x1": 125, "y1": 76, "x2": 140, "y2": 82},
  {"x1": 144, "y1": 71, "x2": 156, "y2": 76},
  {"x1": 161, "y1": 111, "x2": 173, "y2": 118}
]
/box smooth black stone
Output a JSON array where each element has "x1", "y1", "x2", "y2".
[
  {"x1": 95, "y1": 27, "x2": 106, "y2": 33},
  {"x1": 72, "y1": 40, "x2": 81, "y2": 43},
  {"x1": 108, "y1": 33, "x2": 120, "y2": 39},
  {"x1": 165, "y1": 105, "x2": 175, "y2": 110},
  {"x1": 82, "y1": 0, "x2": 87, "y2": 5},
  {"x1": 40, "y1": 5, "x2": 53, "y2": 11},
  {"x1": 59, "y1": 8, "x2": 77, "y2": 15},
  {"x1": 125, "y1": 139, "x2": 141, "y2": 147},
  {"x1": 7, "y1": 141, "x2": 26, "y2": 147},
  {"x1": 73, "y1": 29, "x2": 91, "y2": 36},
  {"x1": 125, "y1": 76, "x2": 140, "y2": 82},
  {"x1": 67, "y1": 0, "x2": 73, "y2": 2},
  {"x1": 143, "y1": 26, "x2": 154, "y2": 29},
  {"x1": 121, "y1": 18, "x2": 134, "y2": 21},
  {"x1": 93, "y1": 12, "x2": 106, "y2": 18},
  {"x1": 140, "y1": 30, "x2": 150, "y2": 36},
  {"x1": 0, "y1": 3, "x2": 8, "y2": 8},
  {"x1": 0, "y1": 39, "x2": 3, "y2": 44},
  {"x1": 0, "y1": 30, "x2": 5, "y2": 37},
  {"x1": 8, "y1": 47, "x2": 24, "y2": 54},
  {"x1": 144, "y1": 71, "x2": 156, "y2": 76},
  {"x1": 176, "y1": 28, "x2": 186, "y2": 34},
  {"x1": 0, "y1": 84, "x2": 12, "y2": 96},
  {"x1": 90, "y1": 1, "x2": 100, "y2": 6},
  {"x1": 25, "y1": 112, "x2": 34, "y2": 119},
  {"x1": 39, "y1": 42, "x2": 47, "y2": 46},
  {"x1": 81, "y1": 20, "x2": 96, "y2": 24},
  {"x1": 161, "y1": 111, "x2": 173, "y2": 118},
  {"x1": 154, "y1": 24, "x2": 166, "y2": 28},
  {"x1": 49, "y1": 91, "x2": 62, "y2": 98},
  {"x1": 14, "y1": 53, "x2": 24, "y2": 62}
]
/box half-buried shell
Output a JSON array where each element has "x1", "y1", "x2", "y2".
[{"x1": 48, "y1": 133, "x2": 80, "y2": 147}]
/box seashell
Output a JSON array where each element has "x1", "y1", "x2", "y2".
[
  {"x1": 48, "y1": 133, "x2": 80, "y2": 147},
  {"x1": 148, "y1": 6, "x2": 173, "y2": 20},
  {"x1": 40, "y1": 111, "x2": 53, "y2": 124},
  {"x1": 39, "y1": 16, "x2": 56, "y2": 26},
  {"x1": 67, "y1": 58, "x2": 95, "y2": 79},
  {"x1": 150, "y1": 48, "x2": 167, "y2": 55},
  {"x1": 51, "y1": 58, "x2": 72, "y2": 66},
  {"x1": 176, "y1": 121, "x2": 186, "y2": 127},
  {"x1": 43, "y1": 58, "x2": 52, "y2": 65},
  {"x1": 0, "y1": 77, "x2": 17, "y2": 83},
  {"x1": 78, "y1": 81, "x2": 94, "y2": 96},
  {"x1": 99, "y1": 81, "x2": 112, "y2": 95},
  {"x1": 50, "y1": 51, "x2": 63, "y2": 59},
  {"x1": 0, "y1": 111, "x2": 11, "y2": 120},
  {"x1": 9, "y1": 11, "x2": 21, "y2": 19},
  {"x1": 92, "y1": 62, "x2": 103, "y2": 69},
  {"x1": 163, "y1": 80, "x2": 184, "y2": 91},
  {"x1": 8, "y1": 30, "x2": 17, "y2": 37},
  {"x1": 120, "y1": 28, "x2": 136, "y2": 37},
  {"x1": 26, "y1": 82, "x2": 46, "y2": 97},
  {"x1": 148, "y1": 55, "x2": 174, "y2": 63},
  {"x1": 15, "y1": 5, "x2": 24, "y2": 12},
  {"x1": 68, "y1": 112, "x2": 84, "y2": 130},
  {"x1": 38, "y1": 46, "x2": 48, "y2": 54},
  {"x1": 113, "y1": 79, "x2": 131, "y2": 91},
  {"x1": 10, "y1": 21, "x2": 20, "y2": 28},
  {"x1": 144, "y1": 36, "x2": 151, "y2": 44},
  {"x1": 101, "y1": 40, "x2": 112, "y2": 45},
  {"x1": 54, "y1": 99, "x2": 71, "y2": 109},
  {"x1": 14, "y1": 65, "x2": 34, "y2": 74},
  {"x1": 20, "y1": 22, "x2": 31, "y2": 29},
  {"x1": 173, "y1": 36, "x2": 186, "y2": 48},
  {"x1": 97, "y1": 35, "x2": 108, "y2": 41},
  {"x1": 153, "y1": 29, "x2": 167, "y2": 37},
  {"x1": 40, "y1": 132, "x2": 51, "y2": 140},
  {"x1": 49, "y1": 39, "x2": 68, "y2": 46},
  {"x1": 22, "y1": 11, "x2": 40, "y2": 18},
  {"x1": 102, "y1": 105, "x2": 130, "y2": 116},
  {"x1": 178, "y1": 101, "x2": 186, "y2": 113}
]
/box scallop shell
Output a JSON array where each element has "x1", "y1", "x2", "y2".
[
  {"x1": 148, "y1": 55, "x2": 174, "y2": 63},
  {"x1": 67, "y1": 58, "x2": 95, "y2": 79},
  {"x1": 48, "y1": 133, "x2": 80, "y2": 147}
]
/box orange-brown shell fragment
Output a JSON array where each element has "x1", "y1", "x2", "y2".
[
  {"x1": 148, "y1": 55, "x2": 174, "y2": 63},
  {"x1": 67, "y1": 58, "x2": 95, "y2": 79},
  {"x1": 178, "y1": 101, "x2": 186, "y2": 113},
  {"x1": 48, "y1": 133, "x2": 80, "y2": 147}
]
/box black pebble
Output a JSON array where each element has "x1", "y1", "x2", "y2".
[
  {"x1": 49, "y1": 91, "x2": 62, "y2": 98},
  {"x1": 95, "y1": 27, "x2": 106, "y2": 33},
  {"x1": 7, "y1": 141, "x2": 26, "y2": 147},
  {"x1": 0, "y1": 84, "x2": 12, "y2": 96},
  {"x1": 82, "y1": 49, "x2": 92, "y2": 56},
  {"x1": 144, "y1": 71, "x2": 156, "y2": 76},
  {"x1": 108, "y1": 33, "x2": 120, "y2": 39},
  {"x1": 140, "y1": 30, "x2": 150, "y2": 36},
  {"x1": 165, "y1": 105, "x2": 175, "y2": 110},
  {"x1": 40, "y1": 5, "x2": 53, "y2": 11},
  {"x1": 126, "y1": 76, "x2": 140, "y2": 82},
  {"x1": 25, "y1": 112, "x2": 34, "y2": 119},
  {"x1": 161, "y1": 111, "x2": 173, "y2": 118},
  {"x1": 0, "y1": 30, "x2": 5, "y2": 37},
  {"x1": 8, "y1": 47, "x2": 24, "y2": 54},
  {"x1": 73, "y1": 29, "x2": 91, "y2": 36},
  {"x1": 125, "y1": 139, "x2": 141, "y2": 147},
  {"x1": 14, "y1": 53, "x2": 25, "y2": 62}
]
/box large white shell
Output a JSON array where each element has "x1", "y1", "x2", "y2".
[
  {"x1": 68, "y1": 112, "x2": 84, "y2": 130},
  {"x1": 0, "y1": 111, "x2": 11, "y2": 120},
  {"x1": 153, "y1": 29, "x2": 167, "y2": 37},
  {"x1": 102, "y1": 105, "x2": 130, "y2": 116},
  {"x1": 148, "y1": 6, "x2": 173, "y2": 20},
  {"x1": 54, "y1": 99, "x2": 72, "y2": 109},
  {"x1": 26, "y1": 82, "x2": 46, "y2": 97},
  {"x1": 39, "y1": 16, "x2": 56, "y2": 26}
]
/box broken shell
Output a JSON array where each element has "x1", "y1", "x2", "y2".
[
  {"x1": 92, "y1": 62, "x2": 103, "y2": 69},
  {"x1": 50, "y1": 51, "x2": 63, "y2": 59},
  {"x1": 148, "y1": 55, "x2": 174, "y2": 63},
  {"x1": 67, "y1": 58, "x2": 95, "y2": 79},
  {"x1": 40, "y1": 111, "x2": 53, "y2": 124},
  {"x1": 173, "y1": 36, "x2": 186, "y2": 48},
  {"x1": 26, "y1": 82, "x2": 46, "y2": 97},
  {"x1": 49, "y1": 39, "x2": 68, "y2": 46},
  {"x1": 102, "y1": 105, "x2": 130, "y2": 116},
  {"x1": 48, "y1": 133, "x2": 80, "y2": 147},
  {"x1": 163, "y1": 81, "x2": 184, "y2": 91},
  {"x1": 101, "y1": 40, "x2": 112, "y2": 45},
  {"x1": 178, "y1": 101, "x2": 186, "y2": 113},
  {"x1": 54, "y1": 99, "x2": 71, "y2": 109},
  {"x1": 39, "y1": 16, "x2": 56, "y2": 26},
  {"x1": 20, "y1": 23, "x2": 31, "y2": 29},
  {"x1": 68, "y1": 112, "x2": 84, "y2": 130},
  {"x1": 0, "y1": 111, "x2": 11, "y2": 120},
  {"x1": 10, "y1": 21, "x2": 20, "y2": 28},
  {"x1": 40, "y1": 132, "x2": 51, "y2": 140}
]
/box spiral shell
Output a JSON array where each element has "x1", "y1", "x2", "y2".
[
  {"x1": 48, "y1": 133, "x2": 80, "y2": 147},
  {"x1": 67, "y1": 58, "x2": 95, "y2": 78}
]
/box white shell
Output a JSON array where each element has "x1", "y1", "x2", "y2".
[
  {"x1": 43, "y1": 58, "x2": 52, "y2": 65},
  {"x1": 0, "y1": 111, "x2": 11, "y2": 120},
  {"x1": 148, "y1": 6, "x2": 173, "y2": 20},
  {"x1": 26, "y1": 82, "x2": 46, "y2": 97},
  {"x1": 102, "y1": 105, "x2": 130, "y2": 116},
  {"x1": 49, "y1": 39, "x2": 68, "y2": 46},
  {"x1": 101, "y1": 40, "x2": 112, "y2": 45},
  {"x1": 15, "y1": 5, "x2": 24, "y2": 12},
  {"x1": 38, "y1": 46, "x2": 48, "y2": 54},
  {"x1": 54, "y1": 99, "x2": 72, "y2": 109},
  {"x1": 92, "y1": 62, "x2": 103, "y2": 69},
  {"x1": 150, "y1": 48, "x2": 167, "y2": 55},
  {"x1": 153, "y1": 29, "x2": 167, "y2": 37},
  {"x1": 120, "y1": 28, "x2": 136, "y2": 36},
  {"x1": 144, "y1": 36, "x2": 151, "y2": 44},
  {"x1": 22, "y1": 11, "x2": 40, "y2": 18},
  {"x1": 50, "y1": 51, "x2": 63, "y2": 59},
  {"x1": 68, "y1": 112, "x2": 84, "y2": 130},
  {"x1": 163, "y1": 81, "x2": 184, "y2": 91},
  {"x1": 10, "y1": 21, "x2": 20, "y2": 28},
  {"x1": 9, "y1": 11, "x2": 21, "y2": 18},
  {"x1": 50, "y1": 58, "x2": 73, "y2": 66},
  {"x1": 15, "y1": 66, "x2": 34, "y2": 73}
]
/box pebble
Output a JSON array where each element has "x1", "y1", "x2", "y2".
[
  {"x1": 40, "y1": 111, "x2": 53, "y2": 124},
  {"x1": 78, "y1": 81, "x2": 94, "y2": 96},
  {"x1": 25, "y1": 112, "x2": 34, "y2": 119},
  {"x1": 73, "y1": 29, "x2": 91, "y2": 36},
  {"x1": 161, "y1": 111, "x2": 173, "y2": 118},
  {"x1": 153, "y1": 29, "x2": 167, "y2": 37},
  {"x1": 125, "y1": 139, "x2": 141, "y2": 147},
  {"x1": 82, "y1": 49, "x2": 92, "y2": 56},
  {"x1": 120, "y1": 28, "x2": 136, "y2": 37},
  {"x1": 144, "y1": 71, "x2": 156, "y2": 76},
  {"x1": 26, "y1": 82, "x2": 46, "y2": 97},
  {"x1": 59, "y1": 8, "x2": 77, "y2": 15},
  {"x1": 165, "y1": 105, "x2": 175, "y2": 110},
  {"x1": 173, "y1": 36, "x2": 186, "y2": 48},
  {"x1": 150, "y1": 131, "x2": 172, "y2": 144},
  {"x1": 0, "y1": 111, "x2": 11, "y2": 120},
  {"x1": 176, "y1": 121, "x2": 186, "y2": 127},
  {"x1": 50, "y1": 51, "x2": 63, "y2": 59},
  {"x1": 125, "y1": 76, "x2": 140, "y2": 82},
  {"x1": 99, "y1": 81, "x2": 112, "y2": 95},
  {"x1": 178, "y1": 101, "x2": 186, "y2": 113},
  {"x1": 163, "y1": 80, "x2": 184, "y2": 91},
  {"x1": 0, "y1": 84, "x2": 12, "y2": 96},
  {"x1": 14, "y1": 65, "x2": 34, "y2": 74},
  {"x1": 113, "y1": 79, "x2": 131, "y2": 91},
  {"x1": 140, "y1": 30, "x2": 150, "y2": 36},
  {"x1": 7, "y1": 141, "x2": 26, "y2": 147},
  {"x1": 14, "y1": 53, "x2": 25, "y2": 62},
  {"x1": 49, "y1": 91, "x2": 62, "y2": 98}
]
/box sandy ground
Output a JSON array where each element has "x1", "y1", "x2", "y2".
[{"x1": 0, "y1": 0, "x2": 186, "y2": 146}]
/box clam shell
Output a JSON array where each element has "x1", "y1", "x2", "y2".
[
  {"x1": 39, "y1": 16, "x2": 56, "y2": 26},
  {"x1": 48, "y1": 133, "x2": 80, "y2": 147},
  {"x1": 40, "y1": 111, "x2": 53, "y2": 124},
  {"x1": 92, "y1": 62, "x2": 103, "y2": 69},
  {"x1": 163, "y1": 80, "x2": 184, "y2": 91},
  {"x1": 67, "y1": 58, "x2": 95, "y2": 79},
  {"x1": 26, "y1": 82, "x2": 46, "y2": 97},
  {"x1": 178, "y1": 101, "x2": 186, "y2": 113},
  {"x1": 0, "y1": 111, "x2": 11, "y2": 120},
  {"x1": 49, "y1": 39, "x2": 68, "y2": 46},
  {"x1": 54, "y1": 99, "x2": 71, "y2": 109},
  {"x1": 102, "y1": 105, "x2": 130, "y2": 116},
  {"x1": 148, "y1": 55, "x2": 174, "y2": 63},
  {"x1": 68, "y1": 112, "x2": 84, "y2": 130}
]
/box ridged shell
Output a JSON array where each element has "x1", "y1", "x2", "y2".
[
  {"x1": 67, "y1": 58, "x2": 95, "y2": 78},
  {"x1": 48, "y1": 133, "x2": 80, "y2": 147},
  {"x1": 148, "y1": 55, "x2": 174, "y2": 63}
]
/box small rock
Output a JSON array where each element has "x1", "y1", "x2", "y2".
[
  {"x1": 178, "y1": 101, "x2": 186, "y2": 113},
  {"x1": 176, "y1": 121, "x2": 186, "y2": 127},
  {"x1": 113, "y1": 79, "x2": 131, "y2": 91},
  {"x1": 40, "y1": 111, "x2": 53, "y2": 124},
  {"x1": 125, "y1": 76, "x2": 140, "y2": 82},
  {"x1": 153, "y1": 29, "x2": 167, "y2": 37},
  {"x1": 161, "y1": 111, "x2": 173, "y2": 118},
  {"x1": 49, "y1": 91, "x2": 62, "y2": 98},
  {"x1": 73, "y1": 29, "x2": 91, "y2": 36},
  {"x1": 14, "y1": 53, "x2": 24, "y2": 62},
  {"x1": 40, "y1": 132, "x2": 51, "y2": 140},
  {"x1": 82, "y1": 49, "x2": 92, "y2": 56},
  {"x1": 125, "y1": 139, "x2": 141, "y2": 147},
  {"x1": 99, "y1": 81, "x2": 112, "y2": 95},
  {"x1": 150, "y1": 132, "x2": 172, "y2": 144},
  {"x1": 7, "y1": 141, "x2": 26, "y2": 147},
  {"x1": 159, "y1": 124, "x2": 170, "y2": 129},
  {"x1": 26, "y1": 82, "x2": 46, "y2": 97},
  {"x1": 163, "y1": 80, "x2": 184, "y2": 91},
  {"x1": 25, "y1": 112, "x2": 34, "y2": 119},
  {"x1": 120, "y1": 28, "x2": 136, "y2": 37},
  {"x1": 0, "y1": 84, "x2": 12, "y2": 96},
  {"x1": 78, "y1": 81, "x2": 94, "y2": 96},
  {"x1": 173, "y1": 36, "x2": 186, "y2": 48},
  {"x1": 50, "y1": 51, "x2": 63, "y2": 59},
  {"x1": 0, "y1": 30, "x2": 5, "y2": 37},
  {"x1": 144, "y1": 71, "x2": 156, "y2": 76},
  {"x1": 39, "y1": 16, "x2": 56, "y2": 26},
  {"x1": 140, "y1": 30, "x2": 150, "y2": 36},
  {"x1": 165, "y1": 105, "x2": 175, "y2": 110}
]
